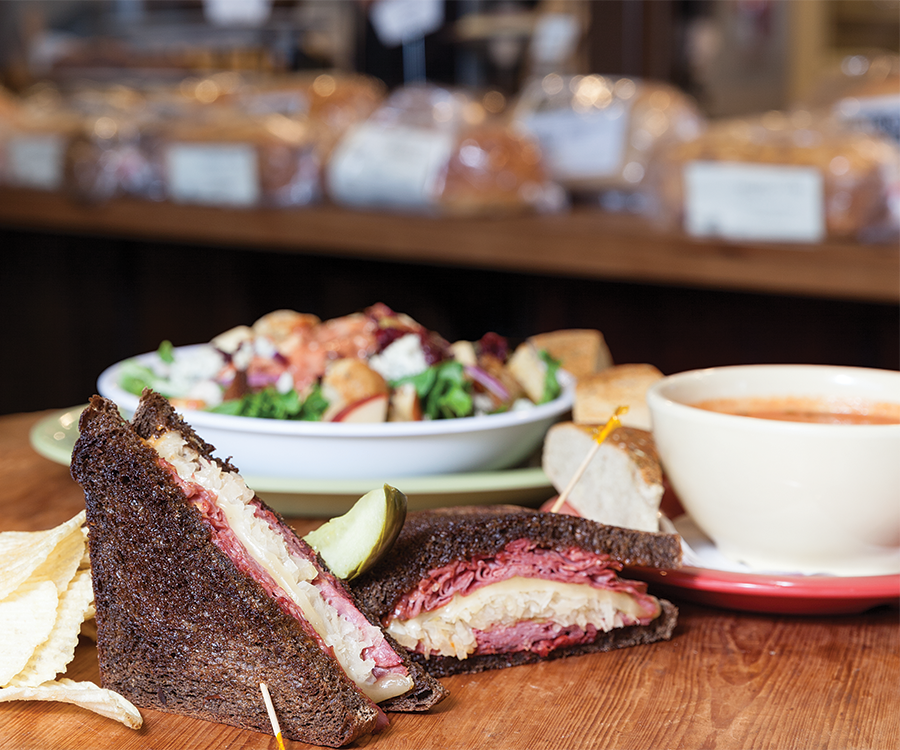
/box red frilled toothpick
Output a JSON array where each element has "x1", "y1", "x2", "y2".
[{"x1": 549, "y1": 406, "x2": 629, "y2": 514}]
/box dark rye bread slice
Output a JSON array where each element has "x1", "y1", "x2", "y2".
[
  {"x1": 129, "y1": 390, "x2": 447, "y2": 715},
  {"x1": 351, "y1": 505, "x2": 681, "y2": 677},
  {"x1": 70, "y1": 394, "x2": 436, "y2": 747}
]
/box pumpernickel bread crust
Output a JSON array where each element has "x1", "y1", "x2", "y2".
[
  {"x1": 351, "y1": 505, "x2": 681, "y2": 677},
  {"x1": 70, "y1": 392, "x2": 444, "y2": 747},
  {"x1": 130, "y1": 390, "x2": 447, "y2": 715}
]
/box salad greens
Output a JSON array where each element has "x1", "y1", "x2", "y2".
[
  {"x1": 538, "y1": 350, "x2": 563, "y2": 404},
  {"x1": 210, "y1": 383, "x2": 329, "y2": 421},
  {"x1": 393, "y1": 360, "x2": 473, "y2": 420},
  {"x1": 118, "y1": 341, "x2": 176, "y2": 397}
]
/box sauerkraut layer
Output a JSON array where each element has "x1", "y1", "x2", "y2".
[{"x1": 385, "y1": 539, "x2": 661, "y2": 660}]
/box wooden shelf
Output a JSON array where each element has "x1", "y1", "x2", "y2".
[{"x1": 1, "y1": 188, "x2": 897, "y2": 304}]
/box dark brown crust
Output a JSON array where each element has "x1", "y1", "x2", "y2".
[
  {"x1": 131, "y1": 390, "x2": 446, "y2": 714},
  {"x1": 352, "y1": 505, "x2": 682, "y2": 618},
  {"x1": 350, "y1": 506, "x2": 681, "y2": 677},
  {"x1": 70, "y1": 392, "x2": 441, "y2": 747},
  {"x1": 408, "y1": 599, "x2": 679, "y2": 677}
]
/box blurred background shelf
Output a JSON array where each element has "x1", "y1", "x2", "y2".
[{"x1": 1, "y1": 188, "x2": 897, "y2": 304}]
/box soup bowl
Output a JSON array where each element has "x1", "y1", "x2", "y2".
[{"x1": 646, "y1": 365, "x2": 900, "y2": 576}]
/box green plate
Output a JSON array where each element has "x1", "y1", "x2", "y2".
[{"x1": 31, "y1": 406, "x2": 556, "y2": 517}]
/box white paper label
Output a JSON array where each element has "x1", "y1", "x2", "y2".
[
  {"x1": 203, "y1": 0, "x2": 271, "y2": 27},
  {"x1": 166, "y1": 143, "x2": 259, "y2": 206},
  {"x1": 326, "y1": 123, "x2": 454, "y2": 209},
  {"x1": 684, "y1": 161, "x2": 825, "y2": 243},
  {"x1": 369, "y1": 0, "x2": 444, "y2": 46},
  {"x1": 520, "y1": 104, "x2": 629, "y2": 180},
  {"x1": 7, "y1": 134, "x2": 65, "y2": 190},
  {"x1": 530, "y1": 13, "x2": 581, "y2": 65}
]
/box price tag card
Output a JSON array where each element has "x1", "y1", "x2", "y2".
[
  {"x1": 327, "y1": 123, "x2": 454, "y2": 209},
  {"x1": 7, "y1": 135, "x2": 65, "y2": 190},
  {"x1": 530, "y1": 13, "x2": 581, "y2": 65},
  {"x1": 684, "y1": 161, "x2": 825, "y2": 243},
  {"x1": 369, "y1": 0, "x2": 444, "y2": 46},
  {"x1": 166, "y1": 143, "x2": 260, "y2": 207},
  {"x1": 521, "y1": 104, "x2": 629, "y2": 181},
  {"x1": 203, "y1": 0, "x2": 271, "y2": 26}
]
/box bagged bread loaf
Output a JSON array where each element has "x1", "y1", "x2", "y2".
[
  {"x1": 61, "y1": 84, "x2": 154, "y2": 204},
  {"x1": 143, "y1": 105, "x2": 322, "y2": 208},
  {"x1": 806, "y1": 53, "x2": 899, "y2": 146},
  {"x1": 647, "y1": 109, "x2": 899, "y2": 242},
  {"x1": 325, "y1": 83, "x2": 564, "y2": 215},
  {"x1": 512, "y1": 74, "x2": 705, "y2": 198},
  {"x1": 228, "y1": 71, "x2": 385, "y2": 155},
  {"x1": 1, "y1": 87, "x2": 82, "y2": 192}
]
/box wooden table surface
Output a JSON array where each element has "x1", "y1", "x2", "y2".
[
  {"x1": 2, "y1": 410, "x2": 898, "y2": 750},
  {"x1": 1, "y1": 188, "x2": 898, "y2": 304}
]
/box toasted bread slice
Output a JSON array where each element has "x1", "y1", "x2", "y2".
[
  {"x1": 528, "y1": 329, "x2": 613, "y2": 380},
  {"x1": 71, "y1": 392, "x2": 446, "y2": 747},
  {"x1": 573, "y1": 363, "x2": 664, "y2": 429},
  {"x1": 542, "y1": 422, "x2": 664, "y2": 532}
]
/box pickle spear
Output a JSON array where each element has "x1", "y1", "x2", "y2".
[{"x1": 303, "y1": 484, "x2": 408, "y2": 580}]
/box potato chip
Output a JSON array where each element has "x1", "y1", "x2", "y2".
[
  {"x1": 0, "y1": 678, "x2": 143, "y2": 729},
  {"x1": 31, "y1": 525, "x2": 87, "y2": 595},
  {"x1": 0, "y1": 512, "x2": 86, "y2": 600},
  {"x1": 0, "y1": 580, "x2": 58, "y2": 686},
  {"x1": 8, "y1": 568, "x2": 94, "y2": 687}
]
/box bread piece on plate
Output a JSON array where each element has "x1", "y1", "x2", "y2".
[
  {"x1": 574, "y1": 363, "x2": 664, "y2": 430},
  {"x1": 528, "y1": 329, "x2": 613, "y2": 380},
  {"x1": 508, "y1": 329, "x2": 612, "y2": 403},
  {"x1": 70, "y1": 391, "x2": 446, "y2": 748},
  {"x1": 351, "y1": 505, "x2": 680, "y2": 677},
  {"x1": 542, "y1": 422, "x2": 664, "y2": 532}
]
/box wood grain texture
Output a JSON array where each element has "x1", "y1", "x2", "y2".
[
  {"x1": 0, "y1": 188, "x2": 897, "y2": 304},
  {"x1": 1, "y1": 411, "x2": 898, "y2": 750}
]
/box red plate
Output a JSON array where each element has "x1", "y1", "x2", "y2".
[
  {"x1": 626, "y1": 565, "x2": 900, "y2": 615},
  {"x1": 542, "y1": 494, "x2": 900, "y2": 615}
]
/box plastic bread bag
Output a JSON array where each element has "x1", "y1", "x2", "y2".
[
  {"x1": 510, "y1": 73, "x2": 705, "y2": 204},
  {"x1": 229, "y1": 71, "x2": 386, "y2": 155},
  {"x1": 60, "y1": 83, "x2": 156, "y2": 204},
  {"x1": 140, "y1": 103, "x2": 323, "y2": 209},
  {"x1": 325, "y1": 83, "x2": 565, "y2": 216},
  {"x1": 644, "y1": 108, "x2": 899, "y2": 243},
  {"x1": 804, "y1": 53, "x2": 899, "y2": 146},
  {"x1": 1, "y1": 85, "x2": 83, "y2": 192}
]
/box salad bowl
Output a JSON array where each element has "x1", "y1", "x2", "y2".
[{"x1": 97, "y1": 346, "x2": 574, "y2": 480}]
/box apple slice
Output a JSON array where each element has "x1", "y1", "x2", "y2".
[
  {"x1": 303, "y1": 484, "x2": 408, "y2": 580},
  {"x1": 330, "y1": 393, "x2": 389, "y2": 423}
]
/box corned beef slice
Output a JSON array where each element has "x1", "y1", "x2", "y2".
[{"x1": 351, "y1": 506, "x2": 681, "y2": 677}]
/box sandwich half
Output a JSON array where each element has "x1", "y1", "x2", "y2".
[
  {"x1": 351, "y1": 506, "x2": 680, "y2": 677},
  {"x1": 70, "y1": 391, "x2": 446, "y2": 748}
]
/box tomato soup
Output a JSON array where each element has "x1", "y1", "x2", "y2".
[{"x1": 693, "y1": 396, "x2": 900, "y2": 425}]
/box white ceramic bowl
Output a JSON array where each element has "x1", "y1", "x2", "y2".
[
  {"x1": 97, "y1": 348, "x2": 574, "y2": 481},
  {"x1": 647, "y1": 365, "x2": 900, "y2": 577}
]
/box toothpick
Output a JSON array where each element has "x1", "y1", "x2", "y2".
[
  {"x1": 549, "y1": 406, "x2": 629, "y2": 514},
  {"x1": 260, "y1": 682, "x2": 286, "y2": 750}
]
